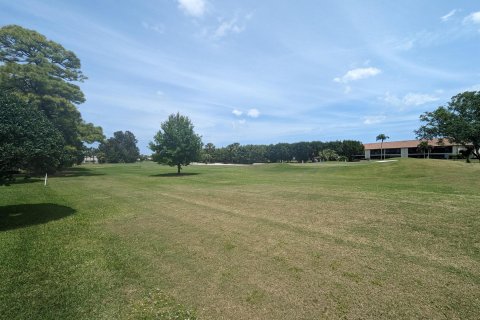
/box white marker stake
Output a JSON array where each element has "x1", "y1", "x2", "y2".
[{"x1": 44, "y1": 173, "x2": 48, "y2": 186}]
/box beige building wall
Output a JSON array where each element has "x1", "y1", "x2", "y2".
[{"x1": 365, "y1": 149, "x2": 371, "y2": 159}]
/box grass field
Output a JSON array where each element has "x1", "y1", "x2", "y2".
[{"x1": 1, "y1": 159, "x2": 480, "y2": 319}]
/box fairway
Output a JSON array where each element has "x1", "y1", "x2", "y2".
[{"x1": 1, "y1": 159, "x2": 480, "y2": 319}]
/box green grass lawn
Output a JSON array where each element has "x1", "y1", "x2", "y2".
[{"x1": 1, "y1": 159, "x2": 479, "y2": 319}]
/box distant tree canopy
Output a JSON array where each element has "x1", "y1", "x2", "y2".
[
  {"x1": 150, "y1": 113, "x2": 203, "y2": 174},
  {"x1": 0, "y1": 91, "x2": 64, "y2": 184},
  {"x1": 416, "y1": 91, "x2": 480, "y2": 161},
  {"x1": 340, "y1": 140, "x2": 365, "y2": 161},
  {"x1": 0, "y1": 24, "x2": 104, "y2": 166},
  {"x1": 201, "y1": 143, "x2": 216, "y2": 164},
  {"x1": 201, "y1": 140, "x2": 364, "y2": 164},
  {"x1": 318, "y1": 149, "x2": 339, "y2": 161},
  {"x1": 98, "y1": 131, "x2": 140, "y2": 163}
]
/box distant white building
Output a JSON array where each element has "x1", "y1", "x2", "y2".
[
  {"x1": 363, "y1": 139, "x2": 468, "y2": 159},
  {"x1": 83, "y1": 156, "x2": 98, "y2": 163}
]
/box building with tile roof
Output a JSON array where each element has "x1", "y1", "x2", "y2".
[{"x1": 363, "y1": 139, "x2": 467, "y2": 159}]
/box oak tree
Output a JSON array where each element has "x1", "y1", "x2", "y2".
[
  {"x1": 416, "y1": 91, "x2": 480, "y2": 162},
  {"x1": 150, "y1": 113, "x2": 202, "y2": 174}
]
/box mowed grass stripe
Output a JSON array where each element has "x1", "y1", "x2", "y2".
[
  {"x1": 108, "y1": 175, "x2": 480, "y2": 283},
  {"x1": 95, "y1": 161, "x2": 478, "y2": 316}
]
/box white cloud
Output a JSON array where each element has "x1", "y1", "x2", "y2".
[
  {"x1": 334, "y1": 67, "x2": 381, "y2": 83},
  {"x1": 441, "y1": 9, "x2": 457, "y2": 22},
  {"x1": 247, "y1": 108, "x2": 260, "y2": 118},
  {"x1": 403, "y1": 93, "x2": 439, "y2": 106},
  {"x1": 209, "y1": 13, "x2": 253, "y2": 40},
  {"x1": 464, "y1": 11, "x2": 480, "y2": 24},
  {"x1": 238, "y1": 119, "x2": 246, "y2": 124},
  {"x1": 214, "y1": 18, "x2": 245, "y2": 39},
  {"x1": 142, "y1": 21, "x2": 164, "y2": 34},
  {"x1": 381, "y1": 92, "x2": 439, "y2": 107},
  {"x1": 363, "y1": 115, "x2": 386, "y2": 125},
  {"x1": 382, "y1": 91, "x2": 402, "y2": 106},
  {"x1": 177, "y1": 0, "x2": 206, "y2": 17},
  {"x1": 232, "y1": 109, "x2": 243, "y2": 116}
]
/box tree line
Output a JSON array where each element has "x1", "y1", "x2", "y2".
[
  {"x1": 82, "y1": 124, "x2": 365, "y2": 168},
  {"x1": 200, "y1": 140, "x2": 364, "y2": 164}
]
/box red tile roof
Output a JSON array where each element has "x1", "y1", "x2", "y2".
[{"x1": 363, "y1": 139, "x2": 455, "y2": 150}]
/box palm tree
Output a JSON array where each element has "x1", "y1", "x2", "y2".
[{"x1": 376, "y1": 134, "x2": 389, "y2": 160}]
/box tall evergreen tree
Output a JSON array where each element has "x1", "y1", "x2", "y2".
[{"x1": 0, "y1": 25, "x2": 103, "y2": 166}]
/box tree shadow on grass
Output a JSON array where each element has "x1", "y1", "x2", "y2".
[
  {"x1": 150, "y1": 172, "x2": 201, "y2": 177},
  {"x1": 0, "y1": 203, "x2": 75, "y2": 231},
  {"x1": 2, "y1": 177, "x2": 42, "y2": 186},
  {"x1": 53, "y1": 167, "x2": 105, "y2": 178}
]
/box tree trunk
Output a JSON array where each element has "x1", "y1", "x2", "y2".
[
  {"x1": 380, "y1": 141, "x2": 383, "y2": 160},
  {"x1": 473, "y1": 147, "x2": 480, "y2": 162},
  {"x1": 177, "y1": 164, "x2": 181, "y2": 174}
]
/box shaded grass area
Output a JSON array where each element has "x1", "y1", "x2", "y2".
[
  {"x1": 0, "y1": 203, "x2": 75, "y2": 231},
  {"x1": 0, "y1": 159, "x2": 479, "y2": 319}
]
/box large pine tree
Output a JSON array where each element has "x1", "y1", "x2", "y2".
[{"x1": 0, "y1": 25, "x2": 104, "y2": 166}]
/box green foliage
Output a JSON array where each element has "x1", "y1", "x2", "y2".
[
  {"x1": 99, "y1": 131, "x2": 140, "y2": 163},
  {"x1": 226, "y1": 142, "x2": 241, "y2": 163},
  {"x1": 150, "y1": 113, "x2": 202, "y2": 173},
  {"x1": 0, "y1": 25, "x2": 85, "y2": 81},
  {"x1": 416, "y1": 91, "x2": 480, "y2": 161},
  {"x1": 201, "y1": 142, "x2": 216, "y2": 163},
  {"x1": 417, "y1": 141, "x2": 432, "y2": 159},
  {"x1": 78, "y1": 121, "x2": 105, "y2": 144},
  {"x1": 0, "y1": 91, "x2": 64, "y2": 184},
  {"x1": 318, "y1": 149, "x2": 339, "y2": 161},
  {"x1": 376, "y1": 134, "x2": 389, "y2": 142},
  {"x1": 339, "y1": 140, "x2": 364, "y2": 161},
  {"x1": 291, "y1": 141, "x2": 315, "y2": 162},
  {"x1": 267, "y1": 143, "x2": 293, "y2": 163},
  {"x1": 0, "y1": 25, "x2": 103, "y2": 166},
  {"x1": 203, "y1": 140, "x2": 364, "y2": 164}
]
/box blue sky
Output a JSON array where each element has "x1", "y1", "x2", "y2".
[{"x1": 2, "y1": 0, "x2": 480, "y2": 153}]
